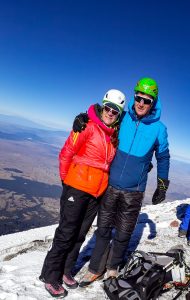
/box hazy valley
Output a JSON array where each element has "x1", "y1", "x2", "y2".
[
  {"x1": 0, "y1": 114, "x2": 190, "y2": 235},
  {"x1": 0, "y1": 116, "x2": 68, "y2": 235}
]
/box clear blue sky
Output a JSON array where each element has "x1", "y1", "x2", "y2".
[{"x1": 0, "y1": 0, "x2": 190, "y2": 160}]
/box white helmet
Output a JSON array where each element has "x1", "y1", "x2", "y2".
[{"x1": 102, "y1": 89, "x2": 126, "y2": 114}]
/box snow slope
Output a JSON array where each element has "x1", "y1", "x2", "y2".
[{"x1": 0, "y1": 198, "x2": 190, "y2": 300}]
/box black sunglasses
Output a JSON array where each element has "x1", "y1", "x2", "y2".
[
  {"x1": 104, "y1": 105, "x2": 119, "y2": 116},
  {"x1": 134, "y1": 95, "x2": 153, "y2": 105}
]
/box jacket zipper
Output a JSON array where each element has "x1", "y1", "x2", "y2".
[
  {"x1": 95, "y1": 126, "x2": 109, "y2": 198},
  {"x1": 119, "y1": 120, "x2": 140, "y2": 184}
]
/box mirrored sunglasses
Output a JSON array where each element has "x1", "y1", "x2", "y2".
[
  {"x1": 104, "y1": 105, "x2": 119, "y2": 116},
  {"x1": 134, "y1": 95, "x2": 153, "y2": 105}
]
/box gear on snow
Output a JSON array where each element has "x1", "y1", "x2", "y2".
[{"x1": 103, "y1": 247, "x2": 190, "y2": 300}]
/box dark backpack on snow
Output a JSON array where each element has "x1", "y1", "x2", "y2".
[{"x1": 103, "y1": 248, "x2": 186, "y2": 300}]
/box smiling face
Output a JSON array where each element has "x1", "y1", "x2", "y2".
[
  {"x1": 101, "y1": 105, "x2": 119, "y2": 126},
  {"x1": 134, "y1": 92, "x2": 154, "y2": 118}
]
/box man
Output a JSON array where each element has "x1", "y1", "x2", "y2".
[{"x1": 74, "y1": 77, "x2": 170, "y2": 286}]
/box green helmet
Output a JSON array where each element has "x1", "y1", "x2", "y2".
[{"x1": 134, "y1": 77, "x2": 158, "y2": 100}]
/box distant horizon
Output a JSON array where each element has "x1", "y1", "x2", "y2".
[
  {"x1": 0, "y1": 110, "x2": 72, "y2": 131},
  {"x1": 0, "y1": 111, "x2": 71, "y2": 131},
  {"x1": 1, "y1": 112, "x2": 190, "y2": 164}
]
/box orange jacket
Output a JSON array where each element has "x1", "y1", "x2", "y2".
[{"x1": 59, "y1": 105, "x2": 117, "y2": 197}]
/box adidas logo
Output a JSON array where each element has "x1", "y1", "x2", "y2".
[{"x1": 68, "y1": 196, "x2": 75, "y2": 202}]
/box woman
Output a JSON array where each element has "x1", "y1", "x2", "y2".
[{"x1": 40, "y1": 89, "x2": 126, "y2": 298}]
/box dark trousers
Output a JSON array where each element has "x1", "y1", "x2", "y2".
[
  {"x1": 89, "y1": 186, "x2": 143, "y2": 274},
  {"x1": 40, "y1": 185, "x2": 100, "y2": 283}
]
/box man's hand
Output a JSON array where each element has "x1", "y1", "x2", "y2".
[
  {"x1": 73, "y1": 113, "x2": 89, "y2": 133},
  {"x1": 152, "y1": 178, "x2": 170, "y2": 205}
]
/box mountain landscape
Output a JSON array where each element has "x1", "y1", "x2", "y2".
[
  {"x1": 0, "y1": 114, "x2": 190, "y2": 236},
  {"x1": 0, "y1": 115, "x2": 68, "y2": 235}
]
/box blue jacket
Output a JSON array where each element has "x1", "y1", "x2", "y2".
[{"x1": 109, "y1": 97, "x2": 170, "y2": 192}]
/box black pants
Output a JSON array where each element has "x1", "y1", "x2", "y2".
[
  {"x1": 40, "y1": 185, "x2": 100, "y2": 283},
  {"x1": 89, "y1": 186, "x2": 144, "y2": 274}
]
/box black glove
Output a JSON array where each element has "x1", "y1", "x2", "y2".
[
  {"x1": 152, "y1": 177, "x2": 170, "y2": 205},
  {"x1": 72, "y1": 113, "x2": 89, "y2": 133}
]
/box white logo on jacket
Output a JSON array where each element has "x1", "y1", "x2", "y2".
[{"x1": 68, "y1": 196, "x2": 75, "y2": 202}]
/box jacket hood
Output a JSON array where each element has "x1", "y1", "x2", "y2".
[
  {"x1": 128, "y1": 96, "x2": 161, "y2": 124},
  {"x1": 88, "y1": 104, "x2": 115, "y2": 141}
]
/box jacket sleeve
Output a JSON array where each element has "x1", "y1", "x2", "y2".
[
  {"x1": 155, "y1": 124, "x2": 170, "y2": 180},
  {"x1": 59, "y1": 126, "x2": 92, "y2": 181}
]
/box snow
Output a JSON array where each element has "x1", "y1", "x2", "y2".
[{"x1": 1, "y1": 198, "x2": 190, "y2": 300}]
